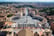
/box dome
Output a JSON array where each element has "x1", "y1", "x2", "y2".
[{"x1": 18, "y1": 29, "x2": 34, "y2": 36}]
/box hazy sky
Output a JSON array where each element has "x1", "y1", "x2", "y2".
[{"x1": 0, "y1": 0, "x2": 54, "y2": 2}]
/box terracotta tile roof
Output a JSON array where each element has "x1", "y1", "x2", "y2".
[
  {"x1": 1, "y1": 28, "x2": 13, "y2": 32},
  {"x1": 5, "y1": 22, "x2": 13, "y2": 26}
]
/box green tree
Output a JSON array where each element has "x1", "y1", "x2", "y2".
[{"x1": 7, "y1": 14, "x2": 13, "y2": 17}]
